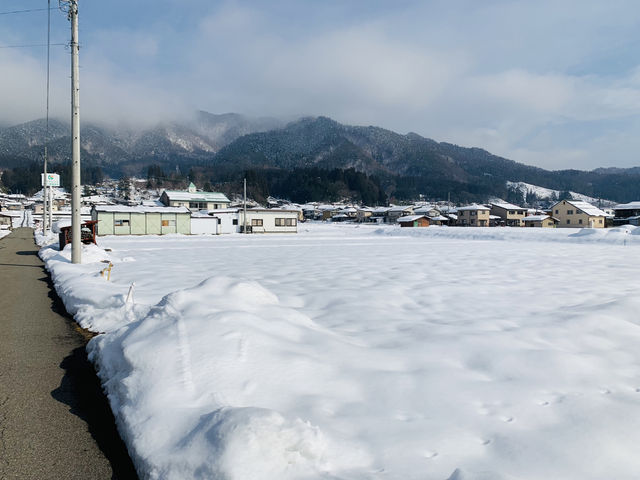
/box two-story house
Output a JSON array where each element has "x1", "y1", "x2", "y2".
[
  {"x1": 457, "y1": 204, "x2": 490, "y2": 227},
  {"x1": 490, "y1": 202, "x2": 527, "y2": 226},
  {"x1": 160, "y1": 183, "x2": 230, "y2": 211},
  {"x1": 550, "y1": 200, "x2": 608, "y2": 228}
]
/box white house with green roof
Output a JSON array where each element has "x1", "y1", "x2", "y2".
[{"x1": 160, "y1": 183, "x2": 231, "y2": 211}]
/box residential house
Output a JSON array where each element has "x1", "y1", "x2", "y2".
[
  {"x1": 490, "y1": 202, "x2": 527, "y2": 226},
  {"x1": 0, "y1": 212, "x2": 15, "y2": 228},
  {"x1": 397, "y1": 215, "x2": 430, "y2": 228},
  {"x1": 550, "y1": 200, "x2": 608, "y2": 228},
  {"x1": 612, "y1": 201, "x2": 640, "y2": 226},
  {"x1": 457, "y1": 204, "x2": 490, "y2": 226},
  {"x1": 318, "y1": 204, "x2": 341, "y2": 221},
  {"x1": 387, "y1": 205, "x2": 415, "y2": 223},
  {"x1": 523, "y1": 215, "x2": 559, "y2": 228},
  {"x1": 160, "y1": 183, "x2": 230, "y2": 211},
  {"x1": 238, "y1": 208, "x2": 299, "y2": 233},
  {"x1": 428, "y1": 215, "x2": 449, "y2": 226},
  {"x1": 356, "y1": 207, "x2": 375, "y2": 223},
  {"x1": 369, "y1": 206, "x2": 390, "y2": 223}
]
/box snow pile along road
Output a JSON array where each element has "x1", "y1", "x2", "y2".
[
  {"x1": 38, "y1": 224, "x2": 640, "y2": 479},
  {"x1": 90, "y1": 276, "x2": 370, "y2": 479}
]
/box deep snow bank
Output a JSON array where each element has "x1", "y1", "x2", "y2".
[{"x1": 88, "y1": 276, "x2": 370, "y2": 480}]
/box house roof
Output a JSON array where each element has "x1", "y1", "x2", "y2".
[
  {"x1": 458, "y1": 204, "x2": 490, "y2": 211},
  {"x1": 93, "y1": 205, "x2": 190, "y2": 214},
  {"x1": 614, "y1": 201, "x2": 640, "y2": 210},
  {"x1": 524, "y1": 215, "x2": 552, "y2": 222},
  {"x1": 562, "y1": 200, "x2": 609, "y2": 217},
  {"x1": 388, "y1": 205, "x2": 414, "y2": 212},
  {"x1": 490, "y1": 202, "x2": 526, "y2": 211},
  {"x1": 161, "y1": 190, "x2": 230, "y2": 203},
  {"x1": 397, "y1": 215, "x2": 426, "y2": 223},
  {"x1": 372, "y1": 207, "x2": 391, "y2": 214}
]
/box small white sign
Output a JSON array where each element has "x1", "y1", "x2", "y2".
[{"x1": 41, "y1": 173, "x2": 60, "y2": 187}]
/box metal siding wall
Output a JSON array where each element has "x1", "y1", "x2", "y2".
[
  {"x1": 146, "y1": 213, "x2": 161, "y2": 234},
  {"x1": 98, "y1": 212, "x2": 114, "y2": 235},
  {"x1": 130, "y1": 213, "x2": 146, "y2": 235},
  {"x1": 177, "y1": 213, "x2": 191, "y2": 234}
]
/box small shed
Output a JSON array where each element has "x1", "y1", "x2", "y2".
[
  {"x1": 397, "y1": 215, "x2": 430, "y2": 228},
  {"x1": 523, "y1": 215, "x2": 559, "y2": 228},
  {"x1": 59, "y1": 220, "x2": 97, "y2": 249},
  {"x1": 191, "y1": 209, "x2": 239, "y2": 235},
  {"x1": 92, "y1": 205, "x2": 191, "y2": 236}
]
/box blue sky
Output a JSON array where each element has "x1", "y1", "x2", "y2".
[{"x1": 2, "y1": 0, "x2": 640, "y2": 170}]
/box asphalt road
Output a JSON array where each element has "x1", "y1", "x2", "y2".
[{"x1": 0, "y1": 228, "x2": 138, "y2": 480}]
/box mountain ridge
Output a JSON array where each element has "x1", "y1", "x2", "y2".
[{"x1": 2, "y1": 113, "x2": 640, "y2": 203}]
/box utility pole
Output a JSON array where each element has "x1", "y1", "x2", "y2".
[
  {"x1": 43, "y1": 148, "x2": 48, "y2": 234},
  {"x1": 42, "y1": 0, "x2": 51, "y2": 235},
  {"x1": 68, "y1": 0, "x2": 81, "y2": 263},
  {"x1": 243, "y1": 178, "x2": 248, "y2": 234}
]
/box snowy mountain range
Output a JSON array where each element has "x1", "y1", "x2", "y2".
[{"x1": 2, "y1": 112, "x2": 640, "y2": 203}]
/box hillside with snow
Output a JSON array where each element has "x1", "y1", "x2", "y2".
[{"x1": 506, "y1": 181, "x2": 616, "y2": 206}]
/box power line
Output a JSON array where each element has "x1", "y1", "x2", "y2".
[
  {"x1": 0, "y1": 42, "x2": 65, "y2": 48},
  {"x1": 0, "y1": 7, "x2": 55, "y2": 15}
]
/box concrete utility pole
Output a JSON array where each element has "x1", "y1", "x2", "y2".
[
  {"x1": 42, "y1": 0, "x2": 51, "y2": 235},
  {"x1": 43, "y1": 148, "x2": 48, "y2": 234},
  {"x1": 243, "y1": 178, "x2": 248, "y2": 234},
  {"x1": 69, "y1": 0, "x2": 81, "y2": 264}
]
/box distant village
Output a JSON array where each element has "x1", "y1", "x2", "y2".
[{"x1": 2, "y1": 177, "x2": 640, "y2": 238}]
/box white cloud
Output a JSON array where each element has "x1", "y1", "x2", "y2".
[{"x1": 3, "y1": 0, "x2": 640, "y2": 169}]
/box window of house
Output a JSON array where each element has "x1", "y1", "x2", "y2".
[
  {"x1": 251, "y1": 219, "x2": 263, "y2": 226},
  {"x1": 232, "y1": 219, "x2": 238, "y2": 225},
  {"x1": 567, "y1": 210, "x2": 573, "y2": 214},
  {"x1": 189, "y1": 202, "x2": 207, "y2": 210},
  {"x1": 579, "y1": 219, "x2": 583, "y2": 224},
  {"x1": 114, "y1": 219, "x2": 130, "y2": 227},
  {"x1": 162, "y1": 219, "x2": 176, "y2": 227},
  {"x1": 599, "y1": 219, "x2": 603, "y2": 224},
  {"x1": 509, "y1": 210, "x2": 515, "y2": 215},
  {"x1": 275, "y1": 218, "x2": 297, "y2": 226},
  {"x1": 566, "y1": 219, "x2": 571, "y2": 224},
  {"x1": 471, "y1": 211, "x2": 476, "y2": 216},
  {"x1": 555, "y1": 209, "x2": 559, "y2": 214}
]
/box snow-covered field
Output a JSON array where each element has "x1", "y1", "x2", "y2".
[{"x1": 40, "y1": 224, "x2": 640, "y2": 480}]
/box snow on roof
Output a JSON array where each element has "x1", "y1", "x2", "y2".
[
  {"x1": 161, "y1": 190, "x2": 230, "y2": 203},
  {"x1": 489, "y1": 215, "x2": 502, "y2": 219},
  {"x1": 524, "y1": 215, "x2": 551, "y2": 222},
  {"x1": 388, "y1": 205, "x2": 414, "y2": 212},
  {"x1": 563, "y1": 200, "x2": 609, "y2": 217},
  {"x1": 458, "y1": 204, "x2": 490, "y2": 211},
  {"x1": 372, "y1": 207, "x2": 391, "y2": 214},
  {"x1": 94, "y1": 205, "x2": 190, "y2": 214},
  {"x1": 614, "y1": 201, "x2": 640, "y2": 210},
  {"x1": 429, "y1": 215, "x2": 448, "y2": 221},
  {"x1": 397, "y1": 215, "x2": 426, "y2": 223},
  {"x1": 490, "y1": 201, "x2": 526, "y2": 210}
]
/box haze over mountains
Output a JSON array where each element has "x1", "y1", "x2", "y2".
[{"x1": 1, "y1": 111, "x2": 640, "y2": 203}]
